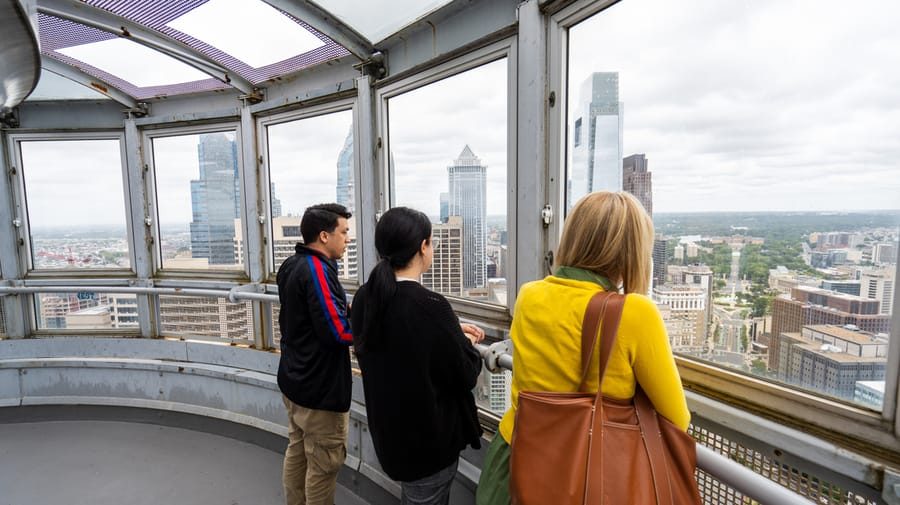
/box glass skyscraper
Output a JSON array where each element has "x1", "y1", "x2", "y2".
[
  {"x1": 190, "y1": 133, "x2": 239, "y2": 265},
  {"x1": 447, "y1": 145, "x2": 487, "y2": 289},
  {"x1": 336, "y1": 128, "x2": 354, "y2": 212},
  {"x1": 569, "y1": 72, "x2": 623, "y2": 209}
]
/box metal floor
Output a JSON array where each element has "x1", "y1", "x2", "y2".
[{"x1": 0, "y1": 415, "x2": 369, "y2": 505}]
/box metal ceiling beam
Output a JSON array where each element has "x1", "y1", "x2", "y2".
[
  {"x1": 1, "y1": 0, "x2": 41, "y2": 113},
  {"x1": 40, "y1": 55, "x2": 137, "y2": 108},
  {"x1": 37, "y1": 0, "x2": 256, "y2": 94},
  {"x1": 262, "y1": 0, "x2": 375, "y2": 60}
]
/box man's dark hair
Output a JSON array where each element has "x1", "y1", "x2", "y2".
[{"x1": 300, "y1": 203, "x2": 352, "y2": 245}]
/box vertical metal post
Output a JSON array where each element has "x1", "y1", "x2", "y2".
[
  {"x1": 123, "y1": 119, "x2": 154, "y2": 338},
  {"x1": 0, "y1": 132, "x2": 26, "y2": 337},
  {"x1": 239, "y1": 104, "x2": 265, "y2": 348},
  {"x1": 515, "y1": 0, "x2": 550, "y2": 297},
  {"x1": 888, "y1": 236, "x2": 900, "y2": 430},
  {"x1": 355, "y1": 75, "x2": 378, "y2": 281}
]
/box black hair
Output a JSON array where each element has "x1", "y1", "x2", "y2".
[
  {"x1": 300, "y1": 203, "x2": 351, "y2": 245},
  {"x1": 357, "y1": 207, "x2": 432, "y2": 351}
]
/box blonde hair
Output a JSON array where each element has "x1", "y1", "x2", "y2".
[{"x1": 555, "y1": 192, "x2": 654, "y2": 294}]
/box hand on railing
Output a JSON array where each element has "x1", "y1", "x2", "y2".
[{"x1": 461, "y1": 323, "x2": 485, "y2": 346}]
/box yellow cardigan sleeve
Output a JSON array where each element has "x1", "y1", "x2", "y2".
[{"x1": 619, "y1": 294, "x2": 691, "y2": 430}]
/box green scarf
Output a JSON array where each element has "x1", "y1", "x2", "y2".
[{"x1": 554, "y1": 266, "x2": 616, "y2": 292}]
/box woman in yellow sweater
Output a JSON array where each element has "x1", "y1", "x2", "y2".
[{"x1": 476, "y1": 191, "x2": 690, "y2": 505}]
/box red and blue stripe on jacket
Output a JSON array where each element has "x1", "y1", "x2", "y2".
[{"x1": 307, "y1": 255, "x2": 353, "y2": 344}]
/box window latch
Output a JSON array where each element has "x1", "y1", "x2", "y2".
[{"x1": 541, "y1": 204, "x2": 553, "y2": 227}]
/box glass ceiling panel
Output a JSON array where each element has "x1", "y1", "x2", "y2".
[
  {"x1": 58, "y1": 39, "x2": 210, "y2": 88},
  {"x1": 82, "y1": 0, "x2": 350, "y2": 86},
  {"x1": 319, "y1": 0, "x2": 455, "y2": 42},
  {"x1": 165, "y1": 0, "x2": 324, "y2": 68},
  {"x1": 39, "y1": 13, "x2": 227, "y2": 99},
  {"x1": 27, "y1": 70, "x2": 110, "y2": 101}
]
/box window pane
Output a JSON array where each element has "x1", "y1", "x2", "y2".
[
  {"x1": 388, "y1": 58, "x2": 509, "y2": 305},
  {"x1": 567, "y1": 0, "x2": 900, "y2": 410},
  {"x1": 34, "y1": 292, "x2": 139, "y2": 330},
  {"x1": 20, "y1": 139, "x2": 130, "y2": 270},
  {"x1": 319, "y1": 0, "x2": 454, "y2": 43},
  {"x1": 152, "y1": 132, "x2": 243, "y2": 270},
  {"x1": 266, "y1": 109, "x2": 358, "y2": 281},
  {"x1": 158, "y1": 295, "x2": 252, "y2": 342}
]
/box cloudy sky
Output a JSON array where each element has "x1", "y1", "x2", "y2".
[
  {"x1": 569, "y1": 0, "x2": 900, "y2": 213},
  {"x1": 18, "y1": 0, "x2": 900, "y2": 230}
]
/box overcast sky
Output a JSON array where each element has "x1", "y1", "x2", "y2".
[
  {"x1": 19, "y1": 0, "x2": 900, "y2": 229},
  {"x1": 569, "y1": 0, "x2": 900, "y2": 213}
]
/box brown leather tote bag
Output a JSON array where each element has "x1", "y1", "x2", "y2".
[{"x1": 509, "y1": 291, "x2": 702, "y2": 505}]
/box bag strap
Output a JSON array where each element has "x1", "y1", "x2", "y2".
[
  {"x1": 577, "y1": 291, "x2": 624, "y2": 393},
  {"x1": 582, "y1": 293, "x2": 677, "y2": 505},
  {"x1": 634, "y1": 387, "x2": 675, "y2": 505},
  {"x1": 594, "y1": 293, "x2": 625, "y2": 392},
  {"x1": 577, "y1": 291, "x2": 614, "y2": 392}
]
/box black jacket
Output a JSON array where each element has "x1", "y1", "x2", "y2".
[
  {"x1": 350, "y1": 281, "x2": 483, "y2": 482},
  {"x1": 276, "y1": 244, "x2": 352, "y2": 412}
]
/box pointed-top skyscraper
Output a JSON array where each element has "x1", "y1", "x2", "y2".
[{"x1": 447, "y1": 145, "x2": 487, "y2": 289}]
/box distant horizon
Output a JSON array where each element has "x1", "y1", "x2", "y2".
[{"x1": 28, "y1": 208, "x2": 900, "y2": 234}]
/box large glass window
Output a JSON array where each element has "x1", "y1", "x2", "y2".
[
  {"x1": 18, "y1": 139, "x2": 130, "y2": 270},
  {"x1": 265, "y1": 108, "x2": 356, "y2": 280},
  {"x1": 386, "y1": 58, "x2": 509, "y2": 305},
  {"x1": 151, "y1": 131, "x2": 243, "y2": 271},
  {"x1": 566, "y1": 0, "x2": 899, "y2": 410}
]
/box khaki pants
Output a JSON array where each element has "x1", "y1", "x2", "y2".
[{"x1": 283, "y1": 396, "x2": 349, "y2": 505}]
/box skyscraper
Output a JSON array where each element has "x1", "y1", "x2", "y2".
[
  {"x1": 569, "y1": 72, "x2": 623, "y2": 209},
  {"x1": 652, "y1": 236, "x2": 667, "y2": 289},
  {"x1": 439, "y1": 192, "x2": 449, "y2": 223},
  {"x1": 421, "y1": 216, "x2": 464, "y2": 296},
  {"x1": 447, "y1": 145, "x2": 487, "y2": 289},
  {"x1": 860, "y1": 269, "x2": 894, "y2": 316},
  {"x1": 190, "y1": 133, "x2": 239, "y2": 265},
  {"x1": 271, "y1": 183, "x2": 282, "y2": 218},
  {"x1": 336, "y1": 128, "x2": 354, "y2": 212},
  {"x1": 623, "y1": 153, "x2": 652, "y2": 216}
]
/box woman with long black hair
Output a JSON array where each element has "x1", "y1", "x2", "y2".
[{"x1": 350, "y1": 206, "x2": 485, "y2": 505}]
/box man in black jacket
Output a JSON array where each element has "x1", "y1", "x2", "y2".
[{"x1": 277, "y1": 203, "x2": 353, "y2": 505}]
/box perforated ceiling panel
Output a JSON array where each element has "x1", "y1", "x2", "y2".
[
  {"x1": 39, "y1": 0, "x2": 351, "y2": 100},
  {"x1": 81, "y1": 0, "x2": 349, "y2": 84},
  {"x1": 40, "y1": 13, "x2": 228, "y2": 99}
]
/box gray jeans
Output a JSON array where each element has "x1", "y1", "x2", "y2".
[{"x1": 400, "y1": 458, "x2": 459, "y2": 505}]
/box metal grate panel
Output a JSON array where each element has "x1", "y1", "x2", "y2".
[{"x1": 690, "y1": 424, "x2": 881, "y2": 505}]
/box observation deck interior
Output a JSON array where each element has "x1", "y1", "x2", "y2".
[{"x1": 1, "y1": 0, "x2": 899, "y2": 504}]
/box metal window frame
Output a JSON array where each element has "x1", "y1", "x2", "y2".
[
  {"x1": 4, "y1": 131, "x2": 135, "y2": 278},
  {"x1": 254, "y1": 97, "x2": 359, "y2": 284},
  {"x1": 141, "y1": 122, "x2": 250, "y2": 280},
  {"x1": 373, "y1": 38, "x2": 518, "y2": 322},
  {"x1": 545, "y1": 0, "x2": 900, "y2": 466}
]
